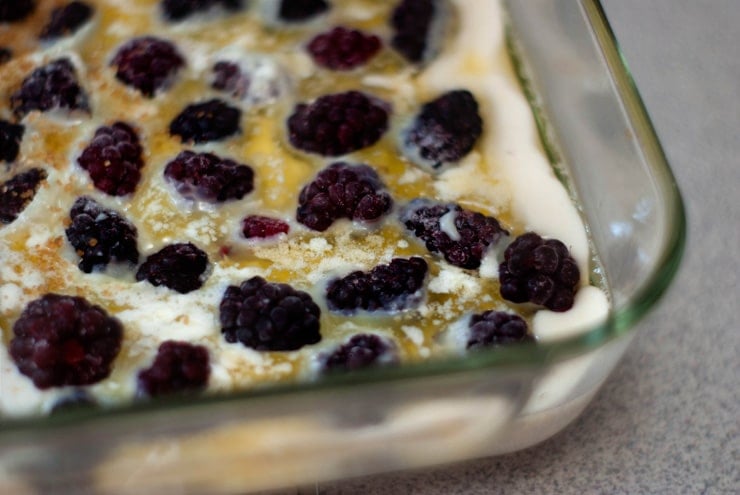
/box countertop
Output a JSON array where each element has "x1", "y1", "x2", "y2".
[{"x1": 317, "y1": 1, "x2": 740, "y2": 494}]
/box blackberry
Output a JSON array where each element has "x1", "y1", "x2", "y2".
[
  {"x1": 9, "y1": 294, "x2": 123, "y2": 389},
  {"x1": 0, "y1": 119, "x2": 24, "y2": 163},
  {"x1": 10, "y1": 58, "x2": 90, "y2": 119},
  {"x1": 390, "y1": 0, "x2": 437, "y2": 63},
  {"x1": 278, "y1": 0, "x2": 329, "y2": 22},
  {"x1": 136, "y1": 243, "x2": 210, "y2": 294},
  {"x1": 65, "y1": 196, "x2": 139, "y2": 273},
  {"x1": 169, "y1": 99, "x2": 241, "y2": 144},
  {"x1": 401, "y1": 199, "x2": 508, "y2": 270},
  {"x1": 111, "y1": 36, "x2": 185, "y2": 97},
  {"x1": 499, "y1": 232, "x2": 581, "y2": 312},
  {"x1": 40, "y1": 1, "x2": 94, "y2": 40},
  {"x1": 402, "y1": 90, "x2": 483, "y2": 171},
  {"x1": 326, "y1": 257, "x2": 428, "y2": 313},
  {"x1": 161, "y1": 0, "x2": 243, "y2": 21},
  {"x1": 212, "y1": 57, "x2": 290, "y2": 105},
  {"x1": 137, "y1": 341, "x2": 210, "y2": 397},
  {"x1": 0, "y1": 0, "x2": 36, "y2": 23},
  {"x1": 296, "y1": 162, "x2": 393, "y2": 231},
  {"x1": 0, "y1": 47, "x2": 12, "y2": 64},
  {"x1": 321, "y1": 334, "x2": 397, "y2": 374},
  {"x1": 77, "y1": 122, "x2": 144, "y2": 196},
  {"x1": 307, "y1": 26, "x2": 381, "y2": 71},
  {"x1": 241, "y1": 215, "x2": 290, "y2": 239},
  {"x1": 0, "y1": 168, "x2": 47, "y2": 224},
  {"x1": 219, "y1": 276, "x2": 321, "y2": 351},
  {"x1": 287, "y1": 91, "x2": 389, "y2": 157},
  {"x1": 466, "y1": 311, "x2": 532, "y2": 350},
  {"x1": 164, "y1": 150, "x2": 254, "y2": 203}
]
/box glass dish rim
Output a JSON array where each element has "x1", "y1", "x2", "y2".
[{"x1": 0, "y1": 0, "x2": 686, "y2": 435}]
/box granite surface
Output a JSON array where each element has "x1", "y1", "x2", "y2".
[{"x1": 310, "y1": 1, "x2": 739, "y2": 494}]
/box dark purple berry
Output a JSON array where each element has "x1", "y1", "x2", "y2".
[
  {"x1": 212, "y1": 58, "x2": 289, "y2": 105},
  {"x1": 0, "y1": 168, "x2": 46, "y2": 224},
  {"x1": 402, "y1": 90, "x2": 483, "y2": 171},
  {"x1": 321, "y1": 334, "x2": 397, "y2": 373},
  {"x1": 0, "y1": 119, "x2": 24, "y2": 163},
  {"x1": 40, "y1": 1, "x2": 94, "y2": 40},
  {"x1": 0, "y1": 0, "x2": 36, "y2": 23},
  {"x1": 241, "y1": 215, "x2": 290, "y2": 239},
  {"x1": 326, "y1": 257, "x2": 428, "y2": 313},
  {"x1": 287, "y1": 91, "x2": 389, "y2": 157},
  {"x1": 10, "y1": 58, "x2": 90, "y2": 119},
  {"x1": 65, "y1": 196, "x2": 139, "y2": 273},
  {"x1": 137, "y1": 341, "x2": 210, "y2": 397},
  {"x1": 0, "y1": 47, "x2": 12, "y2": 64},
  {"x1": 161, "y1": 0, "x2": 243, "y2": 21},
  {"x1": 164, "y1": 150, "x2": 254, "y2": 203},
  {"x1": 9, "y1": 294, "x2": 123, "y2": 389},
  {"x1": 219, "y1": 276, "x2": 321, "y2": 351},
  {"x1": 169, "y1": 99, "x2": 241, "y2": 144},
  {"x1": 499, "y1": 232, "x2": 581, "y2": 312},
  {"x1": 111, "y1": 36, "x2": 185, "y2": 97},
  {"x1": 212, "y1": 61, "x2": 246, "y2": 97},
  {"x1": 278, "y1": 0, "x2": 329, "y2": 22},
  {"x1": 400, "y1": 199, "x2": 508, "y2": 270},
  {"x1": 390, "y1": 0, "x2": 437, "y2": 62},
  {"x1": 136, "y1": 243, "x2": 209, "y2": 294},
  {"x1": 77, "y1": 122, "x2": 144, "y2": 196},
  {"x1": 307, "y1": 26, "x2": 381, "y2": 71},
  {"x1": 466, "y1": 311, "x2": 532, "y2": 350},
  {"x1": 297, "y1": 162, "x2": 393, "y2": 231}
]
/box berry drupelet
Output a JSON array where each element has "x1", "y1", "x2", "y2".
[
  {"x1": 65, "y1": 196, "x2": 139, "y2": 273},
  {"x1": 0, "y1": 0, "x2": 36, "y2": 23},
  {"x1": 277, "y1": 0, "x2": 329, "y2": 22},
  {"x1": 161, "y1": 0, "x2": 243, "y2": 21},
  {"x1": 9, "y1": 294, "x2": 123, "y2": 389},
  {"x1": 111, "y1": 36, "x2": 185, "y2": 97},
  {"x1": 40, "y1": 1, "x2": 94, "y2": 40},
  {"x1": 164, "y1": 150, "x2": 254, "y2": 203},
  {"x1": 10, "y1": 58, "x2": 90, "y2": 119},
  {"x1": 136, "y1": 243, "x2": 210, "y2": 294},
  {"x1": 400, "y1": 199, "x2": 508, "y2": 270},
  {"x1": 169, "y1": 99, "x2": 241, "y2": 144},
  {"x1": 296, "y1": 162, "x2": 393, "y2": 231},
  {"x1": 321, "y1": 334, "x2": 397, "y2": 374},
  {"x1": 0, "y1": 119, "x2": 24, "y2": 163},
  {"x1": 241, "y1": 215, "x2": 290, "y2": 239},
  {"x1": 307, "y1": 26, "x2": 382, "y2": 71},
  {"x1": 466, "y1": 311, "x2": 532, "y2": 350},
  {"x1": 401, "y1": 89, "x2": 483, "y2": 172},
  {"x1": 390, "y1": 0, "x2": 438, "y2": 63},
  {"x1": 287, "y1": 91, "x2": 389, "y2": 157},
  {"x1": 326, "y1": 257, "x2": 428, "y2": 313},
  {"x1": 0, "y1": 168, "x2": 47, "y2": 224},
  {"x1": 219, "y1": 277, "x2": 321, "y2": 351},
  {"x1": 137, "y1": 341, "x2": 210, "y2": 397},
  {"x1": 499, "y1": 232, "x2": 581, "y2": 312},
  {"x1": 77, "y1": 122, "x2": 144, "y2": 196}
]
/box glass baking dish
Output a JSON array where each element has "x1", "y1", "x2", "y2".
[{"x1": 0, "y1": 0, "x2": 685, "y2": 493}]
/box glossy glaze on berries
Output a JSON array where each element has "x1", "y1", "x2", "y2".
[
  {"x1": 169, "y1": 99, "x2": 241, "y2": 144},
  {"x1": 136, "y1": 243, "x2": 210, "y2": 294},
  {"x1": 164, "y1": 150, "x2": 254, "y2": 203}
]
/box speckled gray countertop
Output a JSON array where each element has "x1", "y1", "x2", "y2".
[{"x1": 314, "y1": 1, "x2": 740, "y2": 493}]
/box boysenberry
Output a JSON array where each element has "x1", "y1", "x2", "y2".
[
  {"x1": 400, "y1": 199, "x2": 508, "y2": 269},
  {"x1": 137, "y1": 341, "x2": 210, "y2": 397},
  {"x1": 466, "y1": 311, "x2": 532, "y2": 350},
  {"x1": 136, "y1": 243, "x2": 209, "y2": 294},
  {"x1": 278, "y1": 0, "x2": 329, "y2": 22},
  {"x1": 40, "y1": 1, "x2": 94, "y2": 40},
  {"x1": 287, "y1": 91, "x2": 389, "y2": 156},
  {"x1": 297, "y1": 162, "x2": 393, "y2": 231},
  {"x1": 0, "y1": 0, "x2": 36, "y2": 23},
  {"x1": 161, "y1": 0, "x2": 243, "y2": 21},
  {"x1": 10, "y1": 58, "x2": 90, "y2": 118},
  {"x1": 307, "y1": 26, "x2": 381, "y2": 71},
  {"x1": 401, "y1": 90, "x2": 483, "y2": 172},
  {"x1": 390, "y1": 0, "x2": 437, "y2": 62},
  {"x1": 77, "y1": 122, "x2": 144, "y2": 196},
  {"x1": 164, "y1": 150, "x2": 254, "y2": 203},
  {"x1": 0, "y1": 119, "x2": 24, "y2": 163},
  {"x1": 111, "y1": 36, "x2": 185, "y2": 97},
  {"x1": 9, "y1": 294, "x2": 123, "y2": 389},
  {"x1": 219, "y1": 277, "x2": 321, "y2": 351},
  {"x1": 499, "y1": 232, "x2": 581, "y2": 312},
  {"x1": 169, "y1": 99, "x2": 241, "y2": 144},
  {"x1": 321, "y1": 334, "x2": 397, "y2": 373},
  {"x1": 0, "y1": 168, "x2": 46, "y2": 224},
  {"x1": 326, "y1": 257, "x2": 428, "y2": 313},
  {"x1": 65, "y1": 196, "x2": 139, "y2": 273},
  {"x1": 241, "y1": 215, "x2": 290, "y2": 239}
]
